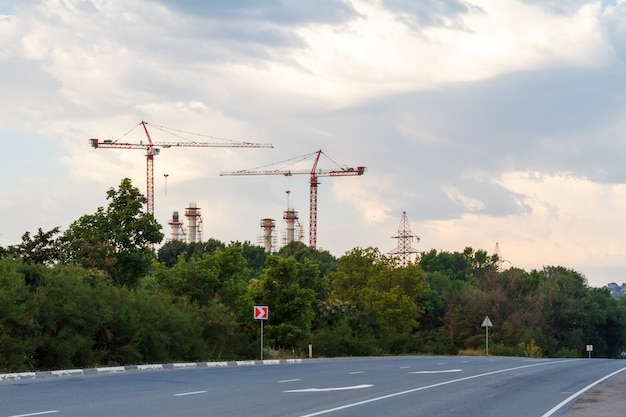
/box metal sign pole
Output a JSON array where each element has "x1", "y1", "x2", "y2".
[
  {"x1": 481, "y1": 316, "x2": 493, "y2": 356},
  {"x1": 261, "y1": 320, "x2": 264, "y2": 361},
  {"x1": 254, "y1": 306, "x2": 268, "y2": 361},
  {"x1": 486, "y1": 325, "x2": 489, "y2": 356}
]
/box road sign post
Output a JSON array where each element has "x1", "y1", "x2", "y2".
[
  {"x1": 482, "y1": 316, "x2": 493, "y2": 356},
  {"x1": 254, "y1": 306, "x2": 268, "y2": 360},
  {"x1": 586, "y1": 344, "x2": 593, "y2": 359}
]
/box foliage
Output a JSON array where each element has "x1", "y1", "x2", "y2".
[
  {"x1": 253, "y1": 256, "x2": 318, "y2": 349},
  {"x1": 278, "y1": 241, "x2": 337, "y2": 279},
  {"x1": 0, "y1": 259, "x2": 39, "y2": 372},
  {"x1": 328, "y1": 247, "x2": 428, "y2": 352},
  {"x1": 5, "y1": 187, "x2": 626, "y2": 372},
  {"x1": 62, "y1": 178, "x2": 163, "y2": 287},
  {"x1": 6, "y1": 227, "x2": 63, "y2": 265},
  {"x1": 157, "y1": 238, "x2": 226, "y2": 267},
  {"x1": 521, "y1": 339, "x2": 542, "y2": 358}
]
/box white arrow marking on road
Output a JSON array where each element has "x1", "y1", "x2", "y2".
[
  {"x1": 284, "y1": 384, "x2": 373, "y2": 393},
  {"x1": 174, "y1": 390, "x2": 208, "y2": 396},
  {"x1": 410, "y1": 369, "x2": 463, "y2": 374}
]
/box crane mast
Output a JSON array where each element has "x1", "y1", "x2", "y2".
[
  {"x1": 221, "y1": 150, "x2": 366, "y2": 249},
  {"x1": 89, "y1": 121, "x2": 273, "y2": 216}
]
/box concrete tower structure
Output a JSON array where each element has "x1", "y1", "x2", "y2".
[
  {"x1": 282, "y1": 190, "x2": 301, "y2": 245},
  {"x1": 259, "y1": 218, "x2": 277, "y2": 253},
  {"x1": 185, "y1": 202, "x2": 202, "y2": 243},
  {"x1": 168, "y1": 211, "x2": 184, "y2": 241},
  {"x1": 283, "y1": 209, "x2": 299, "y2": 244}
]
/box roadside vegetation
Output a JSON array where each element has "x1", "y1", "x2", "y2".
[{"x1": 1, "y1": 178, "x2": 625, "y2": 372}]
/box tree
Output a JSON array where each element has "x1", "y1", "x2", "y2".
[
  {"x1": 9, "y1": 227, "x2": 63, "y2": 265},
  {"x1": 253, "y1": 256, "x2": 318, "y2": 349},
  {"x1": 156, "y1": 239, "x2": 189, "y2": 268},
  {"x1": 277, "y1": 241, "x2": 337, "y2": 279},
  {"x1": 62, "y1": 178, "x2": 163, "y2": 287},
  {"x1": 0, "y1": 258, "x2": 39, "y2": 372},
  {"x1": 157, "y1": 238, "x2": 226, "y2": 267},
  {"x1": 329, "y1": 247, "x2": 428, "y2": 351},
  {"x1": 420, "y1": 249, "x2": 472, "y2": 282},
  {"x1": 240, "y1": 242, "x2": 267, "y2": 278}
]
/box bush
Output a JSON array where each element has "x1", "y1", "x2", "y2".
[{"x1": 490, "y1": 343, "x2": 522, "y2": 357}]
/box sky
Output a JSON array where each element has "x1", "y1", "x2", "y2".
[{"x1": 1, "y1": 0, "x2": 626, "y2": 288}]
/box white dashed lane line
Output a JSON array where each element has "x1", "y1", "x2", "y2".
[
  {"x1": 409, "y1": 369, "x2": 463, "y2": 374},
  {"x1": 284, "y1": 385, "x2": 373, "y2": 393},
  {"x1": 279, "y1": 379, "x2": 301, "y2": 383}
]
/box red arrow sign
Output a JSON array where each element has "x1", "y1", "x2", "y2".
[{"x1": 254, "y1": 306, "x2": 268, "y2": 320}]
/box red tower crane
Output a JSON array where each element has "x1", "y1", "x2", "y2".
[
  {"x1": 89, "y1": 121, "x2": 273, "y2": 216},
  {"x1": 220, "y1": 150, "x2": 366, "y2": 249}
]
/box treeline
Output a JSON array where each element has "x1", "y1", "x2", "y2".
[{"x1": 1, "y1": 178, "x2": 625, "y2": 372}]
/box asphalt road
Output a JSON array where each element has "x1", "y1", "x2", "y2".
[{"x1": 2, "y1": 357, "x2": 625, "y2": 417}]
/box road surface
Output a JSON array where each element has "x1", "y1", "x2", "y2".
[{"x1": 2, "y1": 356, "x2": 624, "y2": 417}]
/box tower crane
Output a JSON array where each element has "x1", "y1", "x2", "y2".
[
  {"x1": 220, "y1": 150, "x2": 366, "y2": 249},
  {"x1": 89, "y1": 121, "x2": 273, "y2": 216}
]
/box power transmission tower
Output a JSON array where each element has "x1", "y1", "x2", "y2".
[{"x1": 389, "y1": 211, "x2": 420, "y2": 266}]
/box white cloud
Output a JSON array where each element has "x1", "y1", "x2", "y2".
[
  {"x1": 443, "y1": 185, "x2": 486, "y2": 211},
  {"x1": 220, "y1": 0, "x2": 616, "y2": 105},
  {"x1": 2, "y1": 0, "x2": 626, "y2": 288},
  {"x1": 423, "y1": 171, "x2": 626, "y2": 285}
]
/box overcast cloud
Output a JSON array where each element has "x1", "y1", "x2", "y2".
[{"x1": 2, "y1": 0, "x2": 626, "y2": 287}]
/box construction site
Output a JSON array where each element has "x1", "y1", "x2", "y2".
[
  {"x1": 89, "y1": 122, "x2": 371, "y2": 254},
  {"x1": 89, "y1": 120, "x2": 509, "y2": 265}
]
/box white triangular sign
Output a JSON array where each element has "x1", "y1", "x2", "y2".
[{"x1": 481, "y1": 316, "x2": 493, "y2": 327}]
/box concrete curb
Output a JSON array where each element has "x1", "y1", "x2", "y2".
[{"x1": 0, "y1": 359, "x2": 304, "y2": 382}]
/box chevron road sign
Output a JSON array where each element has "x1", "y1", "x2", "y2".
[{"x1": 254, "y1": 306, "x2": 268, "y2": 320}]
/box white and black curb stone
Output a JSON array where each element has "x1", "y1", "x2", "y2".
[{"x1": 0, "y1": 359, "x2": 303, "y2": 381}]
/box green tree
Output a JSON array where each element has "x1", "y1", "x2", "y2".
[
  {"x1": 0, "y1": 259, "x2": 39, "y2": 372},
  {"x1": 420, "y1": 249, "x2": 472, "y2": 282},
  {"x1": 33, "y1": 265, "x2": 112, "y2": 369},
  {"x1": 157, "y1": 239, "x2": 189, "y2": 267},
  {"x1": 277, "y1": 241, "x2": 337, "y2": 279},
  {"x1": 240, "y1": 241, "x2": 267, "y2": 278},
  {"x1": 157, "y1": 238, "x2": 226, "y2": 267},
  {"x1": 329, "y1": 247, "x2": 428, "y2": 351},
  {"x1": 10, "y1": 227, "x2": 63, "y2": 265},
  {"x1": 63, "y1": 178, "x2": 163, "y2": 287},
  {"x1": 253, "y1": 256, "x2": 317, "y2": 349}
]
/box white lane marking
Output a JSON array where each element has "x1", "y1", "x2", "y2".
[
  {"x1": 10, "y1": 412, "x2": 60, "y2": 417},
  {"x1": 299, "y1": 360, "x2": 574, "y2": 417},
  {"x1": 279, "y1": 379, "x2": 302, "y2": 383},
  {"x1": 174, "y1": 390, "x2": 208, "y2": 397},
  {"x1": 399, "y1": 366, "x2": 412, "y2": 369},
  {"x1": 349, "y1": 371, "x2": 364, "y2": 375},
  {"x1": 285, "y1": 384, "x2": 373, "y2": 393},
  {"x1": 541, "y1": 366, "x2": 626, "y2": 417},
  {"x1": 410, "y1": 369, "x2": 463, "y2": 374}
]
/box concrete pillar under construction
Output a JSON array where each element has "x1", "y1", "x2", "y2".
[
  {"x1": 185, "y1": 202, "x2": 202, "y2": 243},
  {"x1": 260, "y1": 218, "x2": 276, "y2": 253},
  {"x1": 168, "y1": 211, "x2": 184, "y2": 241},
  {"x1": 283, "y1": 208, "x2": 298, "y2": 244}
]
